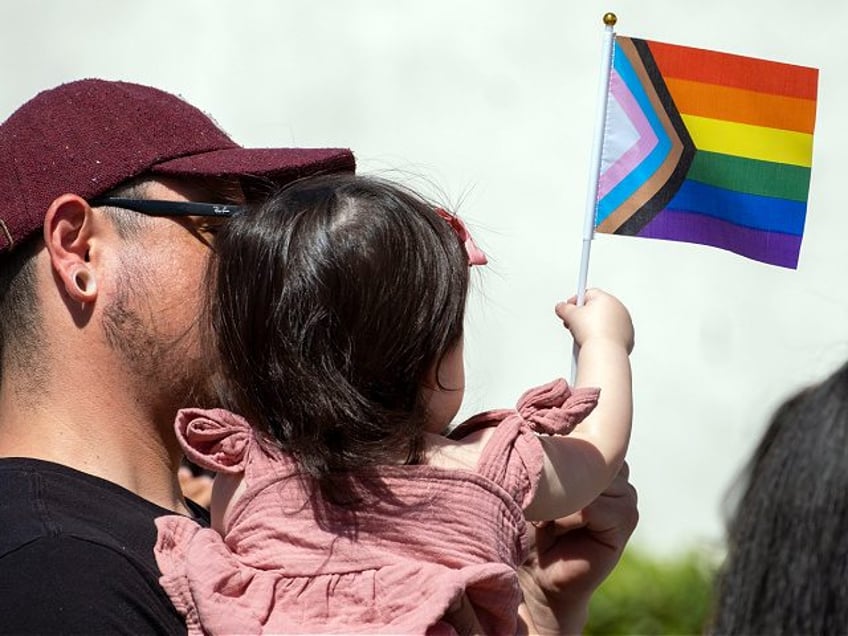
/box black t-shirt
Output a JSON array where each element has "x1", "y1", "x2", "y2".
[{"x1": 0, "y1": 458, "x2": 209, "y2": 634}]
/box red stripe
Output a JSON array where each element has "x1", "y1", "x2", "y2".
[{"x1": 644, "y1": 39, "x2": 818, "y2": 101}]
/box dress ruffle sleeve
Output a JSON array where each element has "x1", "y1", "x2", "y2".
[
  {"x1": 452, "y1": 378, "x2": 600, "y2": 510},
  {"x1": 156, "y1": 510, "x2": 519, "y2": 634},
  {"x1": 156, "y1": 408, "x2": 257, "y2": 634},
  {"x1": 175, "y1": 408, "x2": 252, "y2": 474},
  {"x1": 511, "y1": 378, "x2": 600, "y2": 435},
  {"x1": 156, "y1": 514, "x2": 306, "y2": 635}
]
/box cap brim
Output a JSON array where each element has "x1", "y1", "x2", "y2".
[{"x1": 151, "y1": 146, "x2": 355, "y2": 183}]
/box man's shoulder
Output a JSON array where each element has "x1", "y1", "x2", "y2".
[
  {"x1": 0, "y1": 458, "x2": 189, "y2": 634},
  {"x1": 0, "y1": 457, "x2": 161, "y2": 554},
  {"x1": 0, "y1": 535, "x2": 186, "y2": 633}
]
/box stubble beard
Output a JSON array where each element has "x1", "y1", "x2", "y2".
[{"x1": 101, "y1": 269, "x2": 216, "y2": 420}]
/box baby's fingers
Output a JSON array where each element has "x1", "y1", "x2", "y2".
[{"x1": 555, "y1": 299, "x2": 578, "y2": 324}]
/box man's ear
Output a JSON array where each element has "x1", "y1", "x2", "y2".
[{"x1": 43, "y1": 194, "x2": 99, "y2": 303}]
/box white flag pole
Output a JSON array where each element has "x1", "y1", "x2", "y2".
[{"x1": 571, "y1": 12, "x2": 617, "y2": 384}]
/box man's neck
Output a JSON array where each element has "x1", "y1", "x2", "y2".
[{"x1": 0, "y1": 375, "x2": 191, "y2": 515}]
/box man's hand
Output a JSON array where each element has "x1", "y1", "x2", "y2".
[{"x1": 517, "y1": 462, "x2": 638, "y2": 635}]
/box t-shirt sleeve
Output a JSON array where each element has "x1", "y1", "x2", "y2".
[{"x1": 0, "y1": 535, "x2": 187, "y2": 635}]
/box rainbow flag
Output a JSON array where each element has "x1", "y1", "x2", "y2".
[{"x1": 594, "y1": 36, "x2": 818, "y2": 268}]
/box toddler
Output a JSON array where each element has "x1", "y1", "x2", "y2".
[{"x1": 155, "y1": 173, "x2": 634, "y2": 634}]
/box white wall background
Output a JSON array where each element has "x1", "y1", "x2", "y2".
[{"x1": 3, "y1": 1, "x2": 845, "y2": 556}]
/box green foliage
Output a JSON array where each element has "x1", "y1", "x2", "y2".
[{"x1": 584, "y1": 548, "x2": 718, "y2": 635}]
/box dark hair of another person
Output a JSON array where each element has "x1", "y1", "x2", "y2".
[
  {"x1": 709, "y1": 360, "x2": 848, "y2": 635},
  {"x1": 207, "y1": 173, "x2": 470, "y2": 510}
]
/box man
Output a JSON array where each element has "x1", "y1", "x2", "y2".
[{"x1": 0, "y1": 79, "x2": 637, "y2": 633}]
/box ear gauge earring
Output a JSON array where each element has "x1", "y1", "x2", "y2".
[{"x1": 70, "y1": 266, "x2": 96, "y2": 297}]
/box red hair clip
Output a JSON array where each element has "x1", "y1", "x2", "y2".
[{"x1": 435, "y1": 208, "x2": 488, "y2": 266}]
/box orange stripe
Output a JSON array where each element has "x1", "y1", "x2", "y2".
[
  {"x1": 665, "y1": 78, "x2": 817, "y2": 134},
  {"x1": 644, "y1": 39, "x2": 818, "y2": 100}
]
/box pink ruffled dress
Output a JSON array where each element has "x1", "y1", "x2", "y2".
[{"x1": 154, "y1": 378, "x2": 599, "y2": 634}]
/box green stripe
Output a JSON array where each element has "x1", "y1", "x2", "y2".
[{"x1": 687, "y1": 151, "x2": 811, "y2": 202}]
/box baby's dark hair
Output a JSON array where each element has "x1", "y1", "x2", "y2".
[{"x1": 208, "y1": 173, "x2": 470, "y2": 507}]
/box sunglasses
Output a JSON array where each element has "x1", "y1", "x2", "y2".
[{"x1": 89, "y1": 197, "x2": 245, "y2": 218}]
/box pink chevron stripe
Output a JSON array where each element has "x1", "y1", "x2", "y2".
[{"x1": 598, "y1": 69, "x2": 659, "y2": 199}]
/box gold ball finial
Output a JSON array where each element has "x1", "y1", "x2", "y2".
[{"x1": 603, "y1": 12, "x2": 618, "y2": 26}]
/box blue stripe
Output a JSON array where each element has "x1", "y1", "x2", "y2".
[
  {"x1": 662, "y1": 179, "x2": 807, "y2": 235},
  {"x1": 596, "y1": 41, "x2": 674, "y2": 225}
]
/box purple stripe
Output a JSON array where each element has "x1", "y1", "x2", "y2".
[
  {"x1": 636, "y1": 208, "x2": 801, "y2": 268},
  {"x1": 598, "y1": 69, "x2": 659, "y2": 198}
]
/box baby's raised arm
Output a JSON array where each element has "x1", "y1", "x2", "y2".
[{"x1": 523, "y1": 288, "x2": 633, "y2": 521}]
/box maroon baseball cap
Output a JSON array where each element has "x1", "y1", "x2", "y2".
[{"x1": 0, "y1": 79, "x2": 355, "y2": 253}]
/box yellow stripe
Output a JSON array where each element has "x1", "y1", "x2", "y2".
[{"x1": 682, "y1": 114, "x2": 814, "y2": 167}]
